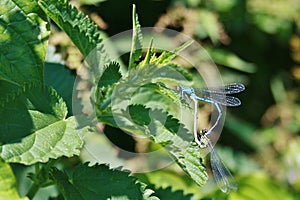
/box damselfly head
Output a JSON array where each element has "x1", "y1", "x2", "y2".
[
  {"x1": 201, "y1": 128, "x2": 208, "y2": 135},
  {"x1": 177, "y1": 85, "x2": 183, "y2": 91},
  {"x1": 177, "y1": 85, "x2": 195, "y2": 95}
]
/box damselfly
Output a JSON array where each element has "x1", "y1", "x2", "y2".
[
  {"x1": 177, "y1": 83, "x2": 244, "y2": 193},
  {"x1": 177, "y1": 83, "x2": 245, "y2": 106},
  {"x1": 197, "y1": 128, "x2": 238, "y2": 193},
  {"x1": 177, "y1": 83, "x2": 245, "y2": 136}
]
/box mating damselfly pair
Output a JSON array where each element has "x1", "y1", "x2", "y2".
[{"x1": 177, "y1": 83, "x2": 245, "y2": 194}]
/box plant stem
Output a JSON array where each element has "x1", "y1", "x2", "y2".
[
  {"x1": 26, "y1": 160, "x2": 58, "y2": 199},
  {"x1": 27, "y1": 183, "x2": 40, "y2": 199}
]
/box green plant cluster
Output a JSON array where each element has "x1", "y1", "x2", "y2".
[{"x1": 1, "y1": 0, "x2": 300, "y2": 200}]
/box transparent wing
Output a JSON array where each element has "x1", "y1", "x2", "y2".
[
  {"x1": 178, "y1": 84, "x2": 243, "y2": 106},
  {"x1": 207, "y1": 141, "x2": 238, "y2": 194},
  {"x1": 222, "y1": 83, "x2": 245, "y2": 94},
  {"x1": 199, "y1": 93, "x2": 241, "y2": 106},
  {"x1": 196, "y1": 83, "x2": 245, "y2": 95}
]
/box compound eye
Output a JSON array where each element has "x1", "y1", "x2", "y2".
[{"x1": 201, "y1": 128, "x2": 208, "y2": 135}]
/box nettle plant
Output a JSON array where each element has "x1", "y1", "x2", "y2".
[{"x1": 0, "y1": 1, "x2": 211, "y2": 199}]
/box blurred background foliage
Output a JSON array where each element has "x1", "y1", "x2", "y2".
[{"x1": 48, "y1": 0, "x2": 300, "y2": 199}]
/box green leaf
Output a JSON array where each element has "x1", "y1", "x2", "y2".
[
  {"x1": 98, "y1": 61, "x2": 122, "y2": 88},
  {"x1": 229, "y1": 173, "x2": 294, "y2": 200},
  {"x1": 44, "y1": 62, "x2": 76, "y2": 116},
  {"x1": 152, "y1": 64, "x2": 193, "y2": 84},
  {"x1": 143, "y1": 188, "x2": 160, "y2": 200},
  {"x1": 252, "y1": 13, "x2": 292, "y2": 35},
  {"x1": 206, "y1": 48, "x2": 257, "y2": 73},
  {"x1": 0, "y1": 85, "x2": 85, "y2": 164},
  {"x1": 175, "y1": 144, "x2": 208, "y2": 187},
  {"x1": 49, "y1": 167, "x2": 83, "y2": 200},
  {"x1": 0, "y1": 159, "x2": 29, "y2": 200},
  {"x1": 0, "y1": 0, "x2": 49, "y2": 105},
  {"x1": 126, "y1": 105, "x2": 208, "y2": 187},
  {"x1": 139, "y1": 170, "x2": 201, "y2": 199},
  {"x1": 154, "y1": 41, "x2": 193, "y2": 65},
  {"x1": 130, "y1": 83, "x2": 190, "y2": 118},
  {"x1": 38, "y1": 0, "x2": 104, "y2": 57},
  {"x1": 211, "y1": 0, "x2": 237, "y2": 12},
  {"x1": 129, "y1": 4, "x2": 143, "y2": 69},
  {"x1": 77, "y1": 0, "x2": 106, "y2": 5},
  {"x1": 270, "y1": 76, "x2": 289, "y2": 104},
  {"x1": 151, "y1": 186, "x2": 193, "y2": 200},
  {"x1": 138, "y1": 40, "x2": 193, "y2": 68},
  {"x1": 95, "y1": 86, "x2": 114, "y2": 124},
  {"x1": 130, "y1": 83, "x2": 178, "y2": 107},
  {"x1": 127, "y1": 105, "x2": 181, "y2": 136},
  {"x1": 139, "y1": 39, "x2": 154, "y2": 67},
  {"x1": 1, "y1": 115, "x2": 84, "y2": 165},
  {"x1": 0, "y1": 85, "x2": 67, "y2": 143},
  {"x1": 128, "y1": 104, "x2": 151, "y2": 126},
  {"x1": 50, "y1": 163, "x2": 147, "y2": 200},
  {"x1": 199, "y1": 9, "x2": 221, "y2": 44},
  {"x1": 130, "y1": 64, "x2": 191, "y2": 86}
]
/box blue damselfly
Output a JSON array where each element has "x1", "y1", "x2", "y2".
[
  {"x1": 177, "y1": 83, "x2": 244, "y2": 193},
  {"x1": 177, "y1": 83, "x2": 245, "y2": 136}
]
